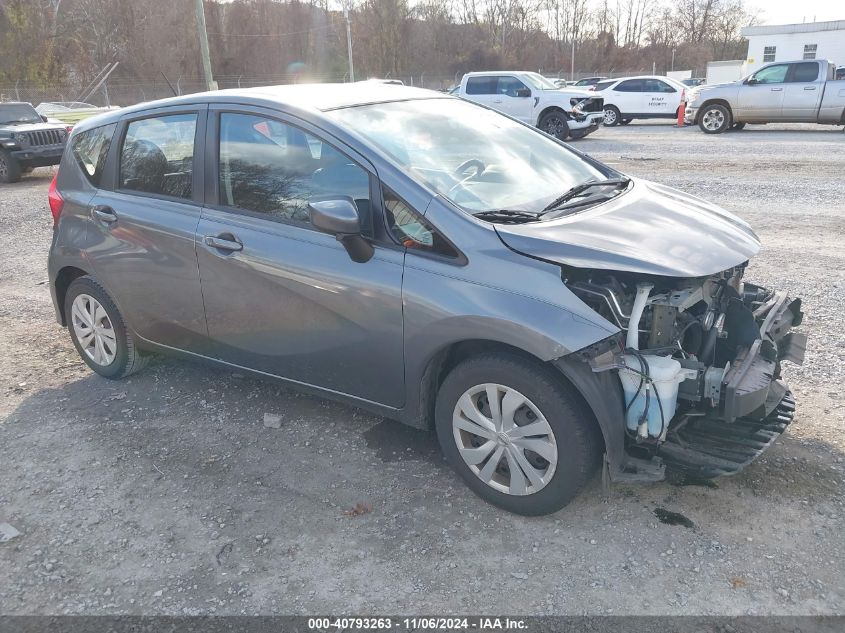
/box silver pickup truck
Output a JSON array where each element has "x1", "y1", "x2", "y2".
[{"x1": 685, "y1": 59, "x2": 845, "y2": 133}]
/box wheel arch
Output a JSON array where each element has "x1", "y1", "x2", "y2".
[
  {"x1": 54, "y1": 265, "x2": 90, "y2": 326},
  {"x1": 413, "y1": 339, "x2": 608, "y2": 460},
  {"x1": 536, "y1": 105, "x2": 570, "y2": 126},
  {"x1": 697, "y1": 98, "x2": 734, "y2": 124}
]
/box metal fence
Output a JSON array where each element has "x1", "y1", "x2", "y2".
[{"x1": 0, "y1": 68, "x2": 689, "y2": 109}]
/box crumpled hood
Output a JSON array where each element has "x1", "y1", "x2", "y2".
[{"x1": 495, "y1": 179, "x2": 760, "y2": 278}]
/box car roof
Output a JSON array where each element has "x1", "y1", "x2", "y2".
[
  {"x1": 72, "y1": 83, "x2": 449, "y2": 133},
  {"x1": 464, "y1": 71, "x2": 538, "y2": 77}
]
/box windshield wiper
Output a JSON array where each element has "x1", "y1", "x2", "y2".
[
  {"x1": 541, "y1": 177, "x2": 631, "y2": 213},
  {"x1": 473, "y1": 209, "x2": 540, "y2": 224}
]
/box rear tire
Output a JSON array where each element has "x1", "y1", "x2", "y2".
[
  {"x1": 65, "y1": 276, "x2": 149, "y2": 379},
  {"x1": 698, "y1": 104, "x2": 732, "y2": 134},
  {"x1": 603, "y1": 106, "x2": 621, "y2": 127},
  {"x1": 538, "y1": 110, "x2": 570, "y2": 140},
  {"x1": 0, "y1": 150, "x2": 22, "y2": 183},
  {"x1": 434, "y1": 353, "x2": 601, "y2": 516}
]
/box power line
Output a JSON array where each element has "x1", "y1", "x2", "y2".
[{"x1": 207, "y1": 23, "x2": 339, "y2": 38}]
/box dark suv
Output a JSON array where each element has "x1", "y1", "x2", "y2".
[
  {"x1": 0, "y1": 102, "x2": 69, "y2": 182},
  {"x1": 47, "y1": 85, "x2": 805, "y2": 515}
]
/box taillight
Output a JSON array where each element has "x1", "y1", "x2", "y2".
[{"x1": 48, "y1": 172, "x2": 64, "y2": 226}]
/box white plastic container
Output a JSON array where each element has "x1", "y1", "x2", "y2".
[{"x1": 618, "y1": 355, "x2": 697, "y2": 438}]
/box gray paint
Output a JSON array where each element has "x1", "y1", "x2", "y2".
[{"x1": 48, "y1": 84, "x2": 766, "y2": 476}]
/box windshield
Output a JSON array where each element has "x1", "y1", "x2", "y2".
[
  {"x1": 327, "y1": 98, "x2": 608, "y2": 213},
  {"x1": 0, "y1": 103, "x2": 41, "y2": 124},
  {"x1": 523, "y1": 72, "x2": 559, "y2": 91}
]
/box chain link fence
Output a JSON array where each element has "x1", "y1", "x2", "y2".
[{"x1": 1, "y1": 68, "x2": 695, "y2": 109}]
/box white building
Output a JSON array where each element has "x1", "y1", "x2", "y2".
[{"x1": 741, "y1": 19, "x2": 845, "y2": 74}]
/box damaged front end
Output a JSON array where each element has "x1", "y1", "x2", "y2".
[{"x1": 565, "y1": 264, "x2": 806, "y2": 481}]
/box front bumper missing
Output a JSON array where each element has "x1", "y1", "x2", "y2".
[{"x1": 657, "y1": 384, "x2": 795, "y2": 478}]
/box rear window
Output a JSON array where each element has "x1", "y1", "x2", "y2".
[
  {"x1": 465, "y1": 77, "x2": 496, "y2": 95},
  {"x1": 71, "y1": 123, "x2": 116, "y2": 187},
  {"x1": 595, "y1": 80, "x2": 615, "y2": 91}
]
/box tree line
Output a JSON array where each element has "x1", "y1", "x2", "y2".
[{"x1": 1, "y1": 0, "x2": 757, "y2": 90}]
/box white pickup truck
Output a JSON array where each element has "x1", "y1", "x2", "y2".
[
  {"x1": 458, "y1": 71, "x2": 605, "y2": 140},
  {"x1": 685, "y1": 59, "x2": 845, "y2": 133}
]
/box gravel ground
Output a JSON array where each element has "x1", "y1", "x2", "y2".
[{"x1": 0, "y1": 121, "x2": 843, "y2": 616}]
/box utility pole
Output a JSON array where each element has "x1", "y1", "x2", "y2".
[
  {"x1": 194, "y1": 0, "x2": 216, "y2": 91},
  {"x1": 570, "y1": 36, "x2": 575, "y2": 81},
  {"x1": 671, "y1": 48, "x2": 676, "y2": 72},
  {"x1": 344, "y1": 3, "x2": 355, "y2": 83}
]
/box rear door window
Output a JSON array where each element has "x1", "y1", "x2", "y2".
[
  {"x1": 119, "y1": 113, "x2": 197, "y2": 199},
  {"x1": 615, "y1": 79, "x2": 644, "y2": 92},
  {"x1": 71, "y1": 123, "x2": 116, "y2": 187},
  {"x1": 465, "y1": 77, "x2": 496, "y2": 95},
  {"x1": 789, "y1": 62, "x2": 819, "y2": 82}
]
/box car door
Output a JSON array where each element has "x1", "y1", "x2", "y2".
[
  {"x1": 737, "y1": 63, "x2": 789, "y2": 120},
  {"x1": 195, "y1": 106, "x2": 406, "y2": 407},
  {"x1": 492, "y1": 76, "x2": 534, "y2": 123},
  {"x1": 642, "y1": 79, "x2": 679, "y2": 116},
  {"x1": 610, "y1": 79, "x2": 646, "y2": 115},
  {"x1": 782, "y1": 61, "x2": 823, "y2": 120},
  {"x1": 85, "y1": 105, "x2": 210, "y2": 351}
]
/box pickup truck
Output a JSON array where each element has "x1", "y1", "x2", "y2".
[
  {"x1": 458, "y1": 71, "x2": 605, "y2": 140},
  {"x1": 685, "y1": 59, "x2": 845, "y2": 133},
  {"x1": 0, "y1": 101, "x2": 69, "y2": 182}
]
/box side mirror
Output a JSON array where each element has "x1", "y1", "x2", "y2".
[
  {"x1": 41, "y1": 115, "x2": 49, "y2": 122},
  {"x1": 515, "y1": 88, "x2": 531, "y2": 98},
  {"x1": 309, "y1": 196, "x2": 374, "y2": 263},
  {"x1": 746, "y1": 78, "x2": 758, "y2": 85}
]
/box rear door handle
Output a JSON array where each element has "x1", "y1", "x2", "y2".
[
  {"x1": 804, "y1": 86, "x2": 817, "y2": 90},
  {"x1": 91, "y1": 205, "x2": 117, "y2": 224},
  {"x1": 204, "y1": 234, "x2": 243, "y2": 252},
  {"x1": 771, "y1": 87, "x2": 783, "y2": 91}
]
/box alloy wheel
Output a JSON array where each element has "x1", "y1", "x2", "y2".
[
  {"x1": 543, "y1": 116, "x2": 567, "y2": 138},
  {"x1": 71, "y1": 294, "x2": 117, "y2": 366},
  {"x1": 452, "y1": 383, "x2": 558, "y2": 496},
  {"x1": 603, "y1": 109, "x2": 618, "y2": 125},
  {"x1": 702, "y1": 108, "x2": 725, "y2": 131}
]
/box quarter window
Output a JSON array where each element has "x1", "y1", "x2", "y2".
[
  {"x1": 120, "y1": 113, "x2": 197, "y2": 199},
  {"x1": 763, "y1": 46, "x2": 776, "y2": 62},
  {"x1": 383, "y1": 188, "x2": 457, "y2": 258},
  {"x1": 465, "y1": 77, "x2": 496, "y2": 95},
  {"x1": 218, "y1": 112, "x2": 371, "y2": 230},
  {"x1": 71, "y1": 123, "x2": 115, "y2": 187},
  {"x1": 803, "y1": 44, "x2": 817, "y2": 60}
]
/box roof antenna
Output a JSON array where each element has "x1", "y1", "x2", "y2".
[{"x1": 161, "y1": 72, "x2": 178, "y2": 97}]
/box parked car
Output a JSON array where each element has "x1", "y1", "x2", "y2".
[
  {"x1": 685, "y1": 59, "x2": 845, "y2": 133},
  {"x1": 593, "y1": 75, "x2": 687, "y2": 126},
  {"x1": 459, "y1": 71, "x2": 604, "y2": 140},
  {"x1": 36, "y1": 101, "x2": 120, "y2": 126},
  {"x1": 572, "y1": 76, "x2": 607, "y2": 88},
  {"x1": 0, "y1": 101, "x2": 69, "y2": 182},
  {"x1": 48, "y1": 84, "x2": 806, "y2": 515}
]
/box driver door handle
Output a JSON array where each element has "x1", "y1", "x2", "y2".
[
  {"x1": 204, "y1": 234, "x2": 243, "y2": 252},
  {"x1": 771, "y1": 87, "x2": 783, "y2": 91}
]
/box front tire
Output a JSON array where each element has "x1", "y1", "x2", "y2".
[
  {"x1": 435, "y1": 353, "x2": 601, "y2": 516},
  {"x1": 538, "y1": 110, "x2": 570, "y2": 140},
  {"x1": 603, "y1": 106, "x2": 621, "y2": 126},
  {"x1": 698, "y1": 104, "x2": 732, "y2": 134},
  {"x1": 65, "y1": 276, "x2": 149, "y2": 379},
  {"x1": 0, "y1": 150, "x2": 22, "y2": 183}
]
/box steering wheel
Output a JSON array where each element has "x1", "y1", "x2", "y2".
[{"x1": 449, "y1": 159, "x2": 486, "y2": 194}]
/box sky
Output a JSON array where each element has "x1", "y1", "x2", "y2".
[{"x1": 751, "y1": 0, "x2": 843, "y2": 25}]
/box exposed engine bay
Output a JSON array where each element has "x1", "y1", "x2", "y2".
[{"x1": 565, "y1": 264, "x2": 806, "y2": 478}]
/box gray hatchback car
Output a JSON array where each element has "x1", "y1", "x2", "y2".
[{"x1": 48, "y1": 84, "x2": 806, "y2": 515}]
